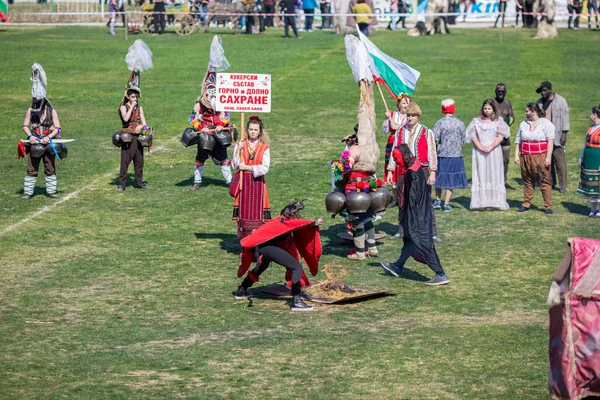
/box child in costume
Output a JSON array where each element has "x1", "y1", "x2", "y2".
[
  {"x1": 116, "y1": 40, "x2": 154, "y2": 192},
  {"x1": 21, "y1": 63, "x2": 62, "y2": 200}
]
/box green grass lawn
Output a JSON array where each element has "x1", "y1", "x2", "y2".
[{"x1": 1, "y1": 26, "x2": 599, "y2": 399}]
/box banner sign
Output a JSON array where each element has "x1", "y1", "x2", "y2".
[{"x1": 216, "y1": 73, "x2": 271, "y2": 113}]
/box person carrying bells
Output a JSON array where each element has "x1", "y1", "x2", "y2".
[
  {"x1": 21, "y1": 63, "x2": 62, "y2": 200},
  {"x1": 188, "y1": 36, "x2": 233, "y2": 191},
  {"x1": 116, "y1": 40, "x2": 154, "y2": 192}
]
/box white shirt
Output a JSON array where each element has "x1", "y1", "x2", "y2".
[{"x1": 231, "y1": 141, "x2": 270, "y2": 177}]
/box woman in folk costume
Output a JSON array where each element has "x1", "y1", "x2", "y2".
[
  {"x1": 235, "y1": 199, "x2": 323, "y2": 312},
  {"x1": 382, "y1": 93, "x2": 411, "y2": 209},
  {"x1": 577, "y1": 104, "x2": 600, "y2": 217},
  {"x1": 386, "y1": 102, "x2": 441, "y2": 242},
  {"x1": 466, "y1": 99, "x2": 510, "y2": 210},
  {"x1": 231, "y1": 116, "x2": 272, "y2": 238},
  {"x1": 189, "y1": 36, "x2": 233, "y2": 191},
  {"x1": 21, "y1": 63, "x2": 62, "y2": 200},
  {"x1": 342, "y1": 35, "x2": 381, "y2": 261},
  {"x1": 117, "y1": 40, "x2": 153, "y2": 192}
]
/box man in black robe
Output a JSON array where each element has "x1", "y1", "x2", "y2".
[{"x1": 381, "y1": 144, "x2": 450, "y2": 286}]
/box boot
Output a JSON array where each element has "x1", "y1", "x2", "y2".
[
  {"x1": 23, "y1": 175, "x2": 36, "y2": 199},
  {"x1": 348, "y1": 234, "x2": 366, "y2": 260},
  {"x1": 191, "y1": 165, "x2": 203, "y2": 190},
  {"x1": 290, "y1": 295, "x2": 313, "y2": 311},
  {"x1": 220, "y1": 164, "x2": 232, "y2": 185}
]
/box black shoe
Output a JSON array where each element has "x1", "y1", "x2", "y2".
[
  {"x1": 116, "y1": 186, "x2": 125, "y2": 192},
  {"x1": 290, "y1": 295, "x2": 313, "y2": 311},
  {"x1": 517, "y1": 206, "x2": 530, "y2": 212},
  {"x1": 505, "y1": 183, "x2": 516, "y2": 190},
  {"x1": 234, "y1": 286, "x2": 251, "y2": 300},
  {"x1": 559, "y1": 187, "x2": 567, "y2": 193},
  {"x1": 134, "y1": 182, "x2": 150, "y2": 190},
  {"x1": 545, "y1": 209, "x2": 553, "y2": 215}
]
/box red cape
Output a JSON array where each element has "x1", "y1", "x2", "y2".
[{"x1": 238, "y1": 217, "x2": 322, "y2": 280}]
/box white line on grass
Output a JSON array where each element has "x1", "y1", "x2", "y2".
[{"x1": 0, "y1": 142, "x2": 169, "y2": 238}]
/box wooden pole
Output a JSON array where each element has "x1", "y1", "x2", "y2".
[
  {"x1": 240, "y1": 112, "x2": 245, "y2": 141},
  {"x1": 375, "y1": 81, "x2": 390, "y2": 112},
  {"x1": 125, "y1": 11, "x2": 128, "y2": 40}
]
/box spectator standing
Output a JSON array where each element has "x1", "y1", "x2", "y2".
[
  {"x1": 432, "y1": 99, "x2": 468, "y2": 212},
  {"x1": 494, "y1": 0, "x2": 507, "y2": 28},
  {"x1": 303, "y1": 0, "x2": 317, "y2": 31},
  {"x1": 352, "y1": 0, "x2": 372, "y2": 36},
  {"x1": 568, "y1": 0, "x2": 583, "y2": 29},
  {"x1": 264, "y1": 0, "x2": 276, "y2": 27},
  {"x1": 320, "y1": 0, "x2": 333, "y2": 29},
  {"x1": 281, "y1": 0, "x2": 301, "y2": 37},
  {"x1": 536, "y1": 81, "x2": 570, "y2": 193},
  {"x1": 153, "y1": 0, "x2": 166, "y2": 35},
  {"x1": 587, "y1": 0, "x2": 599, "y2": 28},
  {"x1": 465, "y1": 99, "x2": 510, "y2": 210},
  {"x1": 515, "y1": 0, "x2": 524, "y2": 27},
  {"x1": 514, "y1": 102, "x2": 555, "y2": 214},
  {"x1": 396, "y1": 0, "x2": 409, "y2": 29},
  {"x1": 576, "y1": 105, "x2": 600, "y2": 217},
  {"x1": 523, "y1": 0, "x2": 534, "y2": 27},
  {"x1": 387, "y1": 0, "x2": 399, "y2": 30},
  {"x1": 491, "y1": 83, "x2": 515, "y2": 189},
  {"x1": 108, "y1": 0, "x2": 118, "y2": 35}
]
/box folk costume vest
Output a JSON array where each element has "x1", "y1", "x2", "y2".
[
  {"x1": 31, "y1": 105, "x2": 54, "y2": 137},
  {"x1": 402, "y1": 124, "x2": 430, "y2": 168},
  {"x1": 120, "y1": 104, "x2": 141, "y2": 130}
]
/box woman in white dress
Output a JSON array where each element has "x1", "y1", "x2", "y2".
[{"x1": 466, "y1": 99, "x2": 510, "y2": 210}]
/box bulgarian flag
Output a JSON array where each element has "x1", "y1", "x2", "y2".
[{"x1": 356, "y1": 28, "x2": 420, "y2": 97}]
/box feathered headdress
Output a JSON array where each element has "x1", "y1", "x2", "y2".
[{"x1": 124, "y1": 40, "x2": 153, "y2": 97}]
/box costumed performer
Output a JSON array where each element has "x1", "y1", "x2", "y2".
[
  {"x1": 20, "y1": 63, "x2": 61, "y2": 200},
  {"x1": 340, "y1": 34, "x2": 381, "y2": 261},
  {"x1": 577, "y1": 104, "x2": 600, "y2": 217},
  {"x1": 231, "y1": 116, "x2": 272, "y2": 238},
  {"x1": 189, "y1": 36, "x2": 233, "y2": 191},
  {"x1": 117, "y1": 40, "x2": 154, "y2": 192},
  {"x1": 234, "y1": 200, "x2": 324, "y2": 312},
  {"x1": 386, "y1": 102, "x2": 441, "y2": 242},
  {"x1": 465, "y1": 99, "x2": 510, "y2": 211},
  {"x1": 380, "y1": 144, "x2": 450, "y2": 286},
  {"x1": 382, "y1": 92, "x2": 411, "y2": 210},
  {"x1": 431, "y1": 98, "x2": 468, "y2": 212},
  {"x1": 514, "y1": 102, "x2": 555, "y2": 214}
]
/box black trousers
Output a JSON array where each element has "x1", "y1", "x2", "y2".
[
  {"x1": 397, "y1": 240, "x2": 444, "y2": 275},
  {"x1": 264, "y1": 3, "x2": 275, "y2": 26},
  {"x1": 494, "y1": 1, "x2": 507, "y2": 27},
  {"x1": 153, "y1": 1, "x2": 165, "y2": 34},
  {"x1": 284, "y1": 15, "x2": 299, "y2": 37},
  {"x1": 568, "y1": 4, "x2": 582, "y2": 27},
  {"x1": 119, "y1": 137, "x2": 144, "y2": 187},
  {"x1": 242, "y1": 245, "x2": 304, "y2": 295}
]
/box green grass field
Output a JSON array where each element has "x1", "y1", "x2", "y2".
[{"x1": 1, "y1": 26, "x2": 599, "y2": 399}]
